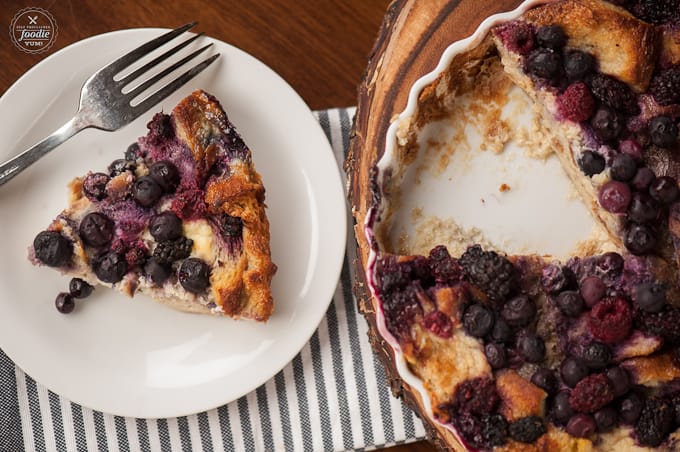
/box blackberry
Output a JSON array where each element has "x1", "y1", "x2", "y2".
[
  {"x1": 650, "y1": 67, "x2": 680, "y2": 106},
  {"x1": 636, "y1": 307, "x2": 680, "y2": 344},
  {"x1": 635, "y1": 398, "x2": 674, "y2": 447},
  {"x1": 147, "y1": 112, "x2": 174, "y2": 142},
  {"x1": 382, "y1": 283, "x2": 423, "y2": 341},
  {"x1": 453, "y1": 377, "x2": 500, "y2": 415},
  {"x1": 152, "y1": 237, "x2": 194, "y2": 265},
  {"x1": 632, "y1": 0, "x2": 680, "y2": 24},
  {"x1": 587, "y1": 73, "x2": 640, "y2": 115},
  {"x1": 422, "y1": 310, "x2": 453, "y2": 338},
  {"x1": 480, "y1": 414, "x2": 508, "y2": 448},
  {"x1": 459, "y1": 245, "x2": 517, "y2": 302},
  {"x1": 428, "y1": 245, "x2": 463, "y2": 285},
  {"x1": 508, "y1": 416, "x2": 546, "y2": 443}
]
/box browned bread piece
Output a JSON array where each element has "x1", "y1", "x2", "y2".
[{"x1": 30, "y1": 90, "x2": 276, "y2": 321}]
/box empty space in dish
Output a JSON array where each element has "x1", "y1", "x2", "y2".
[{"x1": 381, "y1": 56, "x2": 605, "y2": 261}]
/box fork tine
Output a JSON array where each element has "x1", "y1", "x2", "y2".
[
  {"x1": 125, "y1": 43, "x2": 213, "y2": 100},
  {"x1": 106, "y1": 22, "x2": 197, "y2": 74},
  {"x1": 118, "y1": 32, "x2": 204, "y2": 87},
  {"x1": 130, "y1": 53, "x2": 220, "y2": 116}
]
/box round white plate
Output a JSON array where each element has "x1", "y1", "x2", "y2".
[{"x1": 0, "y1": 29, "x2": 346, "y2": 418}]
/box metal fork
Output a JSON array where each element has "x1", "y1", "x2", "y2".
[{"x1": 0, "y1": 22, "x2": 219, "y2": 187}]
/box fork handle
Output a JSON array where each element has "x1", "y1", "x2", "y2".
[{"x1": 0, "y1": 117, "x2": 88, "y2": 187}]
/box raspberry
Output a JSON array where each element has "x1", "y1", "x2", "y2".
[
  {"x1": 124, "y1": 240, "x2": 148, "y2": 267},
  {"x1": 382, "y1": 282, "x2": 423, "y2": 341},
  {"x1": 152, "y1": 237, "x2": 193, "y2": 265},
  {"x1": 494, "y1": 21, "x2": 535, "y2": 55},
  {"x1": 428, "y1": 245, "x2": 463, "y2": 285},
  {"x1": 422, "y1": 310, "x2": 453, "y2": 338},
  {"x1": 170, "y1": 189, "x2": 207, "y2": 220},
  {"x1": 587, "y1": 73, "x2": 640, "y2": 115},
  {"x1": 459, "y1": 245, "x2": 517, "y2": 302},
  {"x1": 589, "y1": 297, "x2": 633, "y2": 344},
  {"x1": 650, "y1": 67, "x2": 680, "y2": 106},
  {"x1": 453, "y1": 377, "x2": 500, "y2": 415},
  {"x1": 635, "y1": 307, "x2": 680, "y2": 344},
  {"x1": 557, "y1": 82, "x2": 595, "y2": 122},
  {"x1": 568, "y1": 373, "x2": 614, "y2": 413},
  {"x1": 146, "y1": 112, "x2": 175, "y2": 144},
  {"x1": 631, "y1": 0, "x2": 680, "y2": 24},
  {"x1": 635, "y1": 398, "x2": 674, "y2": 447}
]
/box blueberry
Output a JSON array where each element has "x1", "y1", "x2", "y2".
[
  {"x1": 531, "y1": 368, "x2": 557, "y2": 395},
  {"x1": 488, "y1": 317, "x2": 513, "y2": 344},
  {"x1": 619, "y1": 392, "x2": 644, "y2": 424},
  {"x1": 632, "y1": 167, "x2": 656, "y2": 192},
  {"x1": 82, "y1": 172, "x2": 110, "y2": 201},
  {"x1": 93, "y1": 252, "x2": 128, "y2": 283},
  {"x1": 594, "y1": 407, "x2": 617, "y2": 432},
  {"x1": 69, "y1": 278, "x2": 93, "y2": 299},
  {"x1": 624, "y1": 223, "x2": 656, "y2": 255},
  {"x1": 79, "y1": 212, "x2": 114, "y2": 247},
  {"x1": 610, "y1": 154, "x2": 637, "y2": 182},
  {"x1": 485, "y1": 343, "x2": 508, "y2": 369},
  {"x1": 501, "y1": 295, "x2": 536, "y2": 327},
  {"x1": 178, "y1": 258, "x2": 211, "y2": 293},
  {"x1": 635, "y1": 282, "x2": 666, "y2": 313},
  {"x1": 556, "y1": 290, "x2": 585, "y2": 317},
  {"x1": 149, "y1": 160, "x2": 180, "y2": 193},
  {"x1": 526, "y1": 48, "x2": 561, "y2": 80},
  {"x1": 144, "y1": 258, "x2": 172, "y2": 285},
  {"x1": 618, "y1": 139, "x2": 643, "y2": 161},
  {"x1": 552, "y1": 391, "x2": 574, "y2": 424},
  {"x1": 217, "y1": 214, "x2": 244, "y2": 237},
  {"x1": 649, "y1": 116, "x2": 678, "y2": 148},
  {"x1": 561, "y1": 358, "x2": 589, "y2": 387},
  {"x1": 578, "y1": 151, "x2": 605, "y2": 176},
  {"x1": 649, "y1": 176, "x2": 680, "y2": 205},
  {"x1": 605, "y1": 366, "x2": 631, "y2": 397},
  {"x1": 33, "y1": 230, "x2": 73, "y2": 267},
  {"x1": 463, "y1": 304, "x2": 495, "y2": 338},
  {"x1": 627, "y1": 193, "x2": 659, "y2": 224},
  {"x1": 564, "y1": 50, "x2": 595, "y2": 82},
  {"x1": 55, "y1": 292, "x2": 75, "y2": 314},
  {"x1": 541, "y1": 264, "x2": 576, "y2": 294},
  {"x1": 580, "y1": 276, "x2": 606, "y2": 307},
  {"x1": 108, "y1": 158, "x2": 135, "y2": 177},
  {"x1": 536, "y1": 25, "x2": 567, "y2": 49},
  {"x1": 125, "y1": 142, "x2": 140, "y2": 161},
  {"x1": 566, "y1": 413, "x2": 596, "y2": 438},
  {"x1": 132, "y1": 176, "x2": 163, "y2": 207},
  {"x1": 517, "y1": 332, "x2": 545, "y2": 363},
  {"x1": 149, "y1": 211, "x2": 183, "y2": 241},
  {"x1": 596, "y1": 252, "x2": 624, "y2": 280},
  {"x1": 581, "y1": 342, "x2": 611, "y2": 369},
  {"x1": 590, "y1": 107, "x2": 624, "y2": 142},
  {"x1": 599, "y1": 180, "x2": 631, "y2": 213}
]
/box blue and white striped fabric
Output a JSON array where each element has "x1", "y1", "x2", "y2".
[{"x1": 0, "y1": 108, "x2": 427, "y2": 452}]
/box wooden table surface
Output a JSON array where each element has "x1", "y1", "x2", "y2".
[{"x1": 1, "y1": 1, "x2": 431, "y2": 451}]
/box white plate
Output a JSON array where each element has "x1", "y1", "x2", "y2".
[{"x1": 0, "y1": 29, "x2": 346, "y2": 418}]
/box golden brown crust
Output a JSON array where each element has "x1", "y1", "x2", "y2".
[
  {"x1": 173, "y1": 90, "x2": 276, "y2": 321},
  {"x1": 496, "y1": 370, "x2": 547, "y2": 421},
  {"x1": 523, "y1": 0, "x2": 658, "y2": 92}
]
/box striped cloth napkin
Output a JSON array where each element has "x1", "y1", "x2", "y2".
[{"x1": 0, "y1": 108, "x2": 427, "y2": 452}]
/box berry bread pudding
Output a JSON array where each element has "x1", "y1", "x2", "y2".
[
  {"x1": 29, "y1": 90, "x2": 276, "y2": 321},
  {"x1": 357, "y1": 0, "x2": 680, "y2": 450}
]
